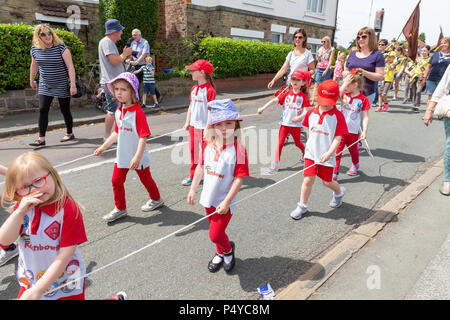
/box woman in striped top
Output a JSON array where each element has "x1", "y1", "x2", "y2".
[{"x1": 29, "y1": 24, "x2": 77, "y2": 147}]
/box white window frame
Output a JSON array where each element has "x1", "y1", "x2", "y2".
[
  {"x1": 35, "y1": 12, "x2": 89, "y2": 26},
  {"x1": 307, "y1": 0, "x2": 324, "y2": 13},
  {"x1": 230, "y1": 27, "x2": 264, "y2": 40},
  {"x1": 271, "y1": 33, "x2": 283, "y2": 43},
  {"x1": 242, "y1": 0, "x2": 273, "y2": 9}
]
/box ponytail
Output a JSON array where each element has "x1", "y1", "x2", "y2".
[{"x1": 205, "y1": 73, "x2": 216, "y2": 90}]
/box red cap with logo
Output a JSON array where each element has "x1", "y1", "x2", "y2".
[
  {"x1": 186, "y1": 59, "x2": 214, "y2": 75},
  {"x1": 317, "y1": 80, "x2": 340, "y2": 106}
]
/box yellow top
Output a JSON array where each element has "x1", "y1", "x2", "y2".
[
  {"x1": 413, "y1": 56, "x2": 430, "y2": 76},
  {"x1": 385, "y1": 62, "x2": 395, "y2": 82}
]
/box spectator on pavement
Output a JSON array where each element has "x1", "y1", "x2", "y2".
[
  {"x1": 421, "y1": 37, "x2": 450, "y2": 107},
  {"x1": 311, "y1": 36, "x2": 334, "y2": 104},
  {"x1": 98, "y1": 19, "x2": 132, "y2": 141},
  {"x1": 268, "y1": 28, "x2": 315, "y2": 91},
  {"x1": 133, "y1": 56, "x2": 161, "y2": 108},
  {"x1": 423, "y1": 64, "x2": 450, "y2": 196},
  {"x1": 29, "y1": 24, "x2": 77, "y2": 147},
  {"x1": 344, "y1": 27, "x2": 385, "y2": 106},
  {"x1": 128, "y1": 29, "x2": 150, "y2": 85}
]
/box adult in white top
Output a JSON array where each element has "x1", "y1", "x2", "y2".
[
  {"x1": 423, "y1": 64, "x2": 450, "y2": 196},
  {"x1": 268, "y1": 28, "x2": 315, "y2": 89}
]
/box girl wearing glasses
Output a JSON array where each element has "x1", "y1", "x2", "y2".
[
  {"x1": 344, "y1": 27, "x2": 385, "y2": 106},
  {"x1": 268, "y1": 28, "x2": 315, "y2": 92},
  {"x1": 29, "y1": 24, "x2": 78, "y2": 147},
  {"x1": 0, "y1": 152, "x2": 88, "y2": 299}
]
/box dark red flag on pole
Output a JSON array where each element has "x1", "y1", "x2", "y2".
[
  {"x1": 402, "y1": 1, "x2": 420, "y2": 61},
  {"x1": 435, "y1": 25, "x2": 444, "y2": 49}
]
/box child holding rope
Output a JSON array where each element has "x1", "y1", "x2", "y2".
[
  {"x1": 187, "y1": 99, "x2": 249, "y2": 273},
  {"x1": 257, "y1": 70, "x2": 311, "y2": 173},
  {"x1": 333, "y1": 70, "x2": 370, "y2": 180},
  {"x1": 290, "y1": 80, "x2": 348, "y2": 220}
]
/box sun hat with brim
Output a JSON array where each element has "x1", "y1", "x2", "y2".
[
  {"x1": 207, "y1": 99, "x2": 243, "y2": 126},
  {"x1": 316, "y1": 80, "x2": 340, "y2": 106},
  {"x1": 105, "y1": 19, "x2": 124, "y2": 35},
  {"x1": 186, "y1": 59, "x2": 213, "y2": 75},
  {"x1": 105, "y1": 72, "x2": 140, "y2": 103}
]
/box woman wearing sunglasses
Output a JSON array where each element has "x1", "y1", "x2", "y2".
[
  {"x1": 344, "y1": 27, "x2": 385, "y2": 106},
  {"x1": 268, "y1": 28, "x2": 315, "y2": 90},
  {"x1": 29, "y1": 24, "x2": 77, "y2": 147}
]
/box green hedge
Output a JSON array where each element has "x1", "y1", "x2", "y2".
[
  {"x1": 195, "y1": 37, "x2": 293, "y2": 78},
  {"x1": 99, "y1": 0, "x2": 159, "y2": 50},
  {"x1": 0, "y1": 23, "x2": 86, "y2": 92}
]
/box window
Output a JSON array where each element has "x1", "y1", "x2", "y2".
[
  {"x1": 310, "y1": 44, "x2": 320, "y2": 58},
  {"x1": 307, "y1": 0, "x2": 324, "y2": 13},
  {"x1": 271, "y1": 33, "x2": 283, "y2": 43}
]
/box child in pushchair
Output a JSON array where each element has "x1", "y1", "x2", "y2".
[{"x1": 93, "y1": 87, "x2": 107, "y2": 113}]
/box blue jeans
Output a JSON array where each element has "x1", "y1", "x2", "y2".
[
  {"x1": 101, "y1": 84, "x2": 119, "y2": 114},
  {"x1": 373, "y1": 82, "x2": 379, "y2": 105},
  {"x1": 445, "y1": 117, "x2": 450, "y2": 182}
]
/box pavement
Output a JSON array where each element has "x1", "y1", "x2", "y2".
[
  {"x1": 275, "y1": 141, "x2": 450, "y2": 300},
  {"x1": 0, "y1": 88, "x2": 278, "y2": 139}
]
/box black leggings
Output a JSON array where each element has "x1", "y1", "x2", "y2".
[{"x1": 38, "y1": 95, "x2": 73, "y2": 137}]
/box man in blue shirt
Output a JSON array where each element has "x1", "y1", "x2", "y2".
[{"x1": 129, "y1": 29, "x2": 150, "y2": 77}]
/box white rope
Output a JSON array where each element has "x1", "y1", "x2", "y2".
[{"x1": 44, "y1": 136, "x2": 364, "y2": 295}]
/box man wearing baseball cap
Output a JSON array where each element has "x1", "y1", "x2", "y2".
[
  {"x1": 98, "y1": 19, "x2": 133, "y2": 141},
  {"x1": 290, "y1": 80, "x2": 349, "y2": 220}
]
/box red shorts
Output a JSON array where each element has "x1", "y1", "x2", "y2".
[{"x1": 303, "y1": 158, "x2": 334, "y2": 182}]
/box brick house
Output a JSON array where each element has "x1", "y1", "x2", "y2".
[
  {"x1": 159, "y1": 0, "x2": 339, "y2": 58},
  {"x1": 0, "y1": 0, "x2": 100, "y2": 61}
]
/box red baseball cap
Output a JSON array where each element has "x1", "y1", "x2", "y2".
[
  {"x1": 317, "y1": 80, "x2": 340, "y2": 106},
  {"x1": 290, "y1": 70, "x2": 311, "y2": 88},
  {"x1": 186, "y1": 59, "x2": 213, "y2": 75}
]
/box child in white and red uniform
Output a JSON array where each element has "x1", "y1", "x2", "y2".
[
  {"x1": 187, "y1": 99, "x2": 249, "y2": 273},
  {"x1": 94, "y1": 72, "x2": 163, "y2": 223},
  {"x1": 0, "y1": 152, "x2": 127, "y2": 300},
  {"x1": 182, "y1": 59, "x2": 216, "y2": 186},
  {"x1": 290, "y1": 80, "x2": 349, "y2": 220},
  {"x1": 333, "y1": 70, "x2": 370, "y2": 180},
  {"x1": 258, "y1": 70, "x2": 311, "y2": 173}
]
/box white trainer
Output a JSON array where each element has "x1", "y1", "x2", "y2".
[
  {"x1": 141, "y1": 198, "x2": 164, "y2": 212},
  {"x1": 103, "y1": 207, "x2": 128, "y2": 222}
]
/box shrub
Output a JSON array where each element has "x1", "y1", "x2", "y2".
[
  {"x1": 0, "y1": 23, "x2": 86, "y2": 92},
  {"x1": 98, "y1": 0, "x2": 159, "y2": 50},
  {"x1": 195, "y1": 37, "x2": 293, "y2": 78}
]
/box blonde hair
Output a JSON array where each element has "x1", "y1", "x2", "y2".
[
  {"x1": 32, "y1": 24, "x2": 63, "y2": 50},
  {"x1": 145, "y1": 56, "x2": 153, "y2": 63},
  {"x1": 349, "y1": 70, "x2": 365, "y2": 90},
  {"x1": 204, "y1": 120, "x2": 241, "y2": 146},
  {"x1": 356, "y1": 27, "x2": 378, "y2": 52},
  {"x1": 110, "y1": 79, "x2": 140, "y2": 105},
  {"x1": 322, "y1": 36, "x2": 331, "y2": 48},
  {"x1": 440, "y1": 37, "x2": 450, "y2": 50},
  {"x1": 1, "y1": 152, "x2": 84, "y2": 217}
]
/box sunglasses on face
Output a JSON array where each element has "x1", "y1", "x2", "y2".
[
  {"x1": 40, "y1": 31, "x2": 53, "y2": 38},
  {"x1": 357, "y1": 35, "x2": 368, "y2": 40},
  {"x1": 294, "y1": 36, "x2": 304, "y2": 39},
  {"x1": 378, "y1": 43, "x2": 387, "y2": 46},
  {"x1": 321, "y1": 40, "x2": 327, "y2": 43}
]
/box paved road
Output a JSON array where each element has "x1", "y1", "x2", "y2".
[{"x1": 0, "y1": 97, "x2": 445, "y2": 300}]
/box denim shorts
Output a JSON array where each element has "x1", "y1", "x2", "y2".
[
  {"x1": 144, "y1": 82, "x2": 157, "y2": 95},
  {"x1": 101, "y1": 84, "x2": 119, "y2": 114},
  {"x1": 314, "y1": 68, "x2": 332, "y2": 84},
  {"x1": 425, "y1": 79, "x2": 439, "y2": 95}
]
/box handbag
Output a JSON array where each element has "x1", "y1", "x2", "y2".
[
  {"x1": 433, "y1": 94, "x2": 450, "y2": 118},
  {"x1": 72, "y1": 76, "x2": 86, "y2": 98}
]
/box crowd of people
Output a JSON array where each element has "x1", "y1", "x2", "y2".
[{"x1": 0, "y1": 18, "x2": 449, "y2": 300}]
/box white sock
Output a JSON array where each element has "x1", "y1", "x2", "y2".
[
  {"x1": 298, "y1": 202, "x2": 307, "y2": 208},
  {"x1": 223, "y1": 253, "x2": 233, "y2": 264},
  {"x1": 334, "y1": 187, "x2": 344, "y2": 197},
  {"x1": 212, "y1": 254, "x2": 223, "y2": 264}
]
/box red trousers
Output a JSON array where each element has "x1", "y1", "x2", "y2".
[
  {"x1": 276, "y1": 125, "x2": 305, "y2": 161},
  {"x1": 205, "y1": 206, "x2": 232, "y2": 254},
  {"x1": 189, "y1": 126, "x2": 204, "y2": 179},
  {"x1": 112, "y1": 164, "x2": 161, "y2": 211},
  {"x1": 334, "y1": 133, "x2": 360, "y2": 174}
]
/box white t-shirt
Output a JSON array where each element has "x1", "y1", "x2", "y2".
[
  {"x1": 339, "y1": 91, "x2": 370, "y2": 134},
  {"x1": 199, "y1": 140, "x2": 249, "y2": 214},
  {"x1": 286, "y1": 49, "x2": 315, "y2": 83},
  {"x1": 302, "y1": 106, "x2": 348, "y2": 167},
  {"x1": 277, "y1": 89, "x2": 311, "y2": 127},
  {"x1": 114, "y1": 104, "x2": 151, "y2": 169},
  {"x1": 189, "y1": 82, "x2": 216, "y2": 129}
]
